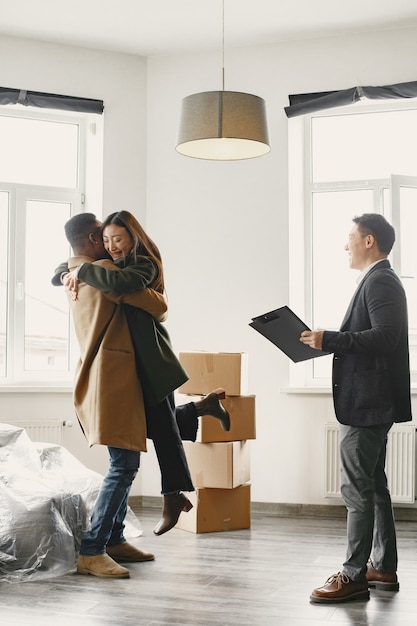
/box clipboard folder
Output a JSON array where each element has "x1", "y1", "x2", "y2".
[{"x1": 249, "y1": 306, "x2": 330, "y2": 363}]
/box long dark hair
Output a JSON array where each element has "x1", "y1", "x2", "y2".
[{"x1": 101, "y1": 211, "x2": 165, "y2": 293}]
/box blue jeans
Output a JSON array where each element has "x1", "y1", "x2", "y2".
[
  {"x1": 79, "y1": 446, "x2": 140, "y2": 556},
  {"x1": 340, "y1": 423, "x2": 397, "y2": 581}
]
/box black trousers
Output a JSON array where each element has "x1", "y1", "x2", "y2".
[{"x1": 145, "y1": 393, "x2": 197, "y2": 495}]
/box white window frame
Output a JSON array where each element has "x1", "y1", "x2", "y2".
[
  {"x1": 0, "y1": 105, "x2": 103, "y2": 389},
  {"x1": 288, "y1": 97, "x2": 417, "y2": 391}
]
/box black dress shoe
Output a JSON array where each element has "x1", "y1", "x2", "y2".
[
  {"x1": 194, "y1": 388, "x2": 230, "y2": 431},
  {"x1": 153, "y1": 492, "x2": 193, "y2": 536}
]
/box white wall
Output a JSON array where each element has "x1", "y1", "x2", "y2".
[
  {"x1": 144, "y1": 26, "x2": 417, "y2": 506},
  {"x1": 0, "y1": 34, "x2": 148, "y2": 494},
  {"x1": 1, "y1": 27, "x2": 416, "y2": 506},
  {"x1": 0, "y1": 34, "x2": 147, "y2": 217}
]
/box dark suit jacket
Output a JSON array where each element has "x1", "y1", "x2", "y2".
[{"x1": 322, "y1": 260, "x2": 412, "y2": 427}]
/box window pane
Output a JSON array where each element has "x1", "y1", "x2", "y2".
[
  {"x1": 24, "y1": 201, "x2": 71, "y2": 372},
  {"x1": 0, "y1": 116, "x2": 79, "y2": 188},
  {"x1": 396, "y1": 186, "x2": 417, "y2": 374},
  {"x1": 311, "y1": 189, "x2": 375, "y2": 379},
  {"x1": 0, "y1": 192, "x2": 8, "y2": 378},
  {"x1": 312, "y1": 109, "x2": 417, "y2": 182}
]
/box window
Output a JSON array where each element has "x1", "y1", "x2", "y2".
[
  {"x1": 0, "y1": 106, "x2": 103, "y2": 386},
  {"x1": 289, "y1": 98, "x2": 417, "y2": 388}
]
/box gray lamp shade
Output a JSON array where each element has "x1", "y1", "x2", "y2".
[{"x1": 176, "y1": 91, "x2": 270, "y2": 160}]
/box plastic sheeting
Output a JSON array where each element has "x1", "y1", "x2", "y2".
[{"x1": 0, "y1": 423, "x2": 142, "y2": 583}]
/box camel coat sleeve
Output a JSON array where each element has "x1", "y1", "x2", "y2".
[{"x1": 67, "y1": 256, "x2": 148, "y2": 452}]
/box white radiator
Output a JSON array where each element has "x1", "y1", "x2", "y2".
[
  {"x1": 6, "y1": 420, "x2": 69, "y2": 445},
  {"x1": 325, "y1": 423, "x2": 416, "y2": 504}
]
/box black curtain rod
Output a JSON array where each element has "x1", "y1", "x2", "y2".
[
  {"x1": 285, "y1": 80, "x2": 417, "y2": 118},
  {"x1": 0, "y1": 87, "x2": 104, "y2": 114}
]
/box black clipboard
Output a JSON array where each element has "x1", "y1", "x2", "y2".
[{"x1": 249, "y1": 306, "x2": 330, "y2": 363}]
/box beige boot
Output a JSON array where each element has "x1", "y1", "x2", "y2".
[
  {"x1": 106, "y1": 542, "x2": 155, "y2": 562},
  {"x1": 77, "y1": 553, "x2": 130, "y2": 578}
]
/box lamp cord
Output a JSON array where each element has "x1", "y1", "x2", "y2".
[{"x1": 222, "y1": 0, "x2": 225, "y2": 91}]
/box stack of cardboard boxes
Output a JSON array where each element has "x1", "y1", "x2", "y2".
[{"x1": 174, "y1": 351, "x2": 256, "y2": 533}]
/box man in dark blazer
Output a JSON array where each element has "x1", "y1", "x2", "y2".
[{"x1": 300, "y1": 213, "x2": 412, "y2": 604}]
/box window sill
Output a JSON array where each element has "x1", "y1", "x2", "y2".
[
  {"x1": 282, "y1": 387, "x2": 332, "y2": 394},
  {"x1": 283, "y1": 386, "x2": 417, "y2": 395},
  {"x1": 0, "y1": 385, "x2": 73, "y2": 393}
]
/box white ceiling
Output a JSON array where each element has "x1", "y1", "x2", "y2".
[{"x1": 1, "y1": 0, "x2": 417, "y2": 56}]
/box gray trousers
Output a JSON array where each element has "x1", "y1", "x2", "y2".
[{"x1": 339, "y1": 422, "x2": 397, "y2": 581}]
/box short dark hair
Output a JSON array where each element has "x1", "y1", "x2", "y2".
[
  {"x1": 64, "y1": 213, "x2": 99, "y2": 247},
  {"x1": 353, "y1": 213, "x2": 395, "y2": 255}
]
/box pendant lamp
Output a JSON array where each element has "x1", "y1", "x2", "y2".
[{"x1": 176, "y1": 2, "x2": 270, "y2": 161}]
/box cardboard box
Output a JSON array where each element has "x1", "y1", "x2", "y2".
[
  {"x1": 178, "y1": 352, "x2": 248, "y2": 396},
  {"x1": 200, "y1": 395, "x2": 256, "y2": 442},
  {"x1": 176, "y1": 485, "x2": 251, "y2": 533},
  {"x1": 183, "y1": 441, "x2": 250, "y2": 488},
  {"x1": 176, "y1": 393, "x2": 256, "y2": 442}
]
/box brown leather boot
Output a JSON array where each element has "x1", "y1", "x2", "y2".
[
  {"x1": 153, "y1": 492, "x2": 193, "y2": 536},
  {"x1": 194, "y1": 388, "x2": 230, "y2": 431}
]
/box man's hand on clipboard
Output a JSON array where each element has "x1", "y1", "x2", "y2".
[{"x1": 300, "y1": 329, "x2": 324, "y2": 350}]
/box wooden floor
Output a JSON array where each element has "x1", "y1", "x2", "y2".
[{"x1": 1, "y1": 505, "x2": 417, "y2": 626}]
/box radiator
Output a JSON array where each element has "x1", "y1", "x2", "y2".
[
  {"x1": 6, "y1": 420, "x2": 69, "y2": 445},
  {"x1": 325, "y1": 423, "x2": 416, "y2": 504}
]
